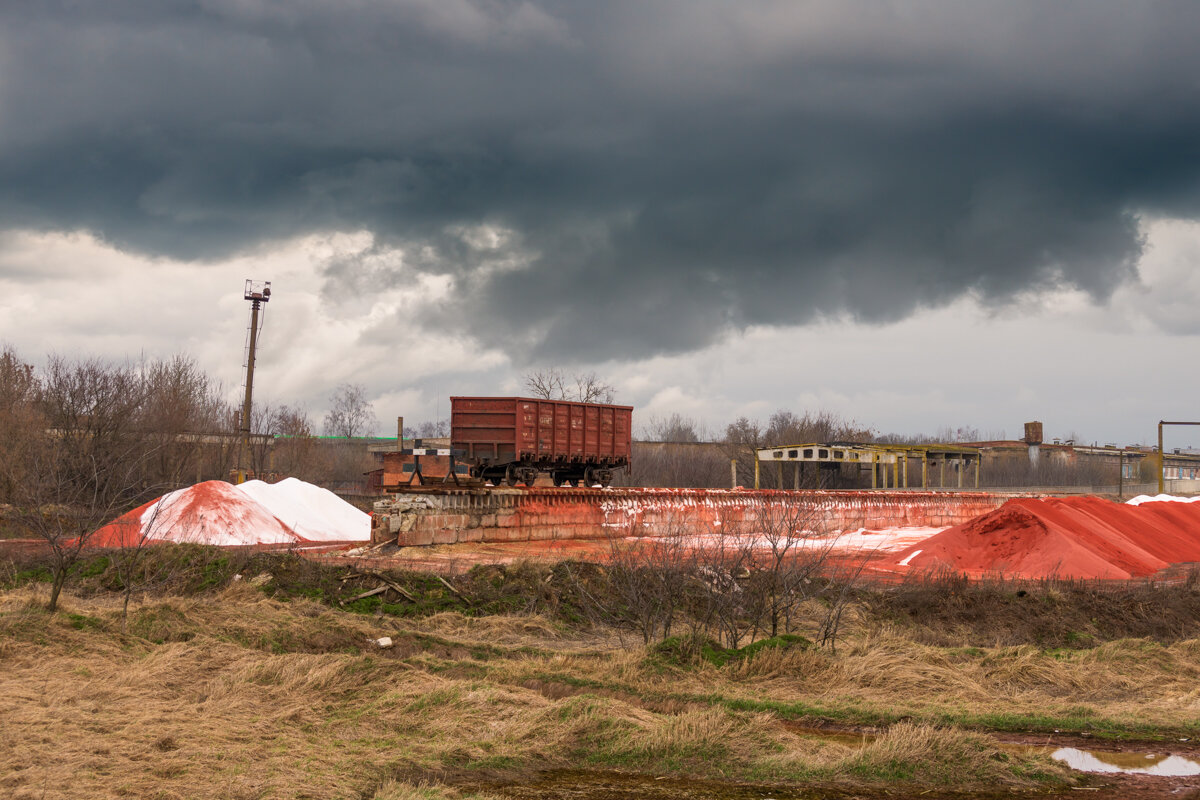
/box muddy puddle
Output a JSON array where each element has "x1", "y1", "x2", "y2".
[
  {"x1": 478, "y1": 731, "x2": 1200, "y2": 800},
  {"x1": 483, "y1": 769, "x2": 977, "y2": 799},
  {"x1": 1050, "y1": 747, "x2": 1200, "y2": 776},
  {"x1": 785, "y1": 721, "x2": 1200, "y2": 778}
]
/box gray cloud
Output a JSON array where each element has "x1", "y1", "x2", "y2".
[{"x1": 3, "y1": 1, "x2": 1200, "y2": 361}]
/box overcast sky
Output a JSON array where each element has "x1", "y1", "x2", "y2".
[{"x1": 3, "y1": 1, "x2": 1200, "y2": 446}]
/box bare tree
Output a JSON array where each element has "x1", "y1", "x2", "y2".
[
  {"x1": 0, "y1": 346, "x2": 39, "y2": 505},
  {"x1": 573, "y1": 372, "x2": 615, "y2": 403},
  {"x1": 267, "y1": 404, "x2": 327, "y2": 479},
  {"x1": 401, "y1": 419, "x2": 449, "y2": 439},
  {"x1": 138, "y1": 354, "x2": 230, "y2": 487},
  {"x1": 642, "y1": 413, "x2": 703, "y2": 443},
  {"x1": 627, "y1": 442, "x2": 729, "y2": 488},
  {"x1": 723, "y1": 416, "x2": 764, "y2": 488},
  {"x1": 724, "y1": 410, "x2": 874, "y2": 489},
  {"x1": 523, "y1": 369, "x2": 616, "y2": 404},
  {"x1": 417, "y1": 419, "x2": 449, "y2": 438},
  {"x1": 323, "y1": 383, "x2": 378, "y2": 438},
  {"x1": 12, "y1": 356, "x2": 158, "y2": 611},
  {"x1": 765, "y1": 409, "x2": 872, "y2": 447},
  {"x1": 523, "y1": 368, "x2": 568, "y2": 400}
]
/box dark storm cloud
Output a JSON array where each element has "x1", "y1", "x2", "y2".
[{"x1": 3, "y1": 1, "x2": 1200, "y2": 360}]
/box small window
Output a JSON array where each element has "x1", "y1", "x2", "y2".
[
  {"x1": 818, "y1": 449, "x2": 829, "y2": 458},
  {"x1": 803, "y1": 448, "x2": 813, "y2": 458},
  {"x1": 833, "y1": 450, "x2": 844, "y2": 459},
  {"x1": 773, "y1": 450, "x2": 783, "y2": 459},
  {"x1": 788, "y1": 449, "x2": 798, "y2": 458}
]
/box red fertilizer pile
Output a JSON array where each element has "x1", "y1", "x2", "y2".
[
  {"x1": 91, "y1": 480, "x2": 301, "y2": 548},
  {"x1": 891, "y1": 496, "x2": 1200, "y2": 579}
]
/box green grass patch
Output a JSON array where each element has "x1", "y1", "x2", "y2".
[
  {"x1": 64, "y1": 612, "x2": 104, "y2": 630},
  {"x1": 649, "y1": 633, "x2": 812, "y2": 668}
]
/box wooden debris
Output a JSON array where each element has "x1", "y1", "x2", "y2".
[
  {"x1": 436, "y1": 574, "x2": 470, "y2": 604},
  {"x1": 341, "y1": 585, "x2": 387, "y2": 604},
  {"x1": 364, "y1": 571, "x2": 417, "y2": 603}
]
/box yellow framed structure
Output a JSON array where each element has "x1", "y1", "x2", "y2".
[{"x1": 754, "y1": 442, "x2": 983, "y2": 490}]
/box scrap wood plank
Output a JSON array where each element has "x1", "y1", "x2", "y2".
[
  {"x1": 341, "y1": 585, "x2": 387, "y2": 604},
  {"x1": 436, "y1": 574, "x2": 470, "y2": 604},
  {"x1": 365, "y1": 571, "x2": 417, "y2": 603}
]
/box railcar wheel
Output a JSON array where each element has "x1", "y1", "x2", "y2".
[{"x1": 503, "y1": 465, "x2": 518, "y2": 487}]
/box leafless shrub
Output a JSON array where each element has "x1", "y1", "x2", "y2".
[
  {"x1": 574, "y1": 491, "x2": 869, "y2": 652},
  {"x1": 812, "y1": 554, "x2": 871, "y2": 652},
  {"x1": 107, "y1": 493, "x2": 203, "y2": 631},
  {"x1": 690, "y1": 495, "x2": 865, "y2": 650},
  {"x1": 688, "y1": 509, "x2": 756, "y2": 648},
  {"x1": 602, "y1": 512, "x2": 694, "y2": 645}
]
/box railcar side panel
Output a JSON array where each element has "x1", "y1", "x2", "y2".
[{"x1": 451, "y1": 396, "x2": 632, "y2": 470}]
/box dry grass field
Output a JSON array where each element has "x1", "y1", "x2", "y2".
[{"x1": 4, "y1": 551, "x2": 1200, "y2": 799}]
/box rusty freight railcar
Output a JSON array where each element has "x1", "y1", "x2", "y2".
[{"x1": 451, "y1": 396, "x2": 632, "y2": 486}]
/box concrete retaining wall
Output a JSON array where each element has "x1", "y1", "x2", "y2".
[{"x1": 373, "y1": 488, "x2": 1015, "y2": 547}]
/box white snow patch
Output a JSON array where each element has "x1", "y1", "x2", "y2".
[{"x1": 898, "y1": 549, "x2": 923, "y2": 567}]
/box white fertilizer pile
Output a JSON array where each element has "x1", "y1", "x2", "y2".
[
  {"x1": 236, "y1": 478, "x2": 370, "y2": 542},
  {"x1": 1126, "y1": 494, "x2": 1200, "y2": 506}
]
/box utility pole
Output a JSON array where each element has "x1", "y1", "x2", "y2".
[{"x1": 235, "y1": 280, "x2": 271, "y2": 483}]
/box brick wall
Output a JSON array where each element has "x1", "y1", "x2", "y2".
[{"x1": 374, "y1": 488, "x2": 1014, "y2": 547}]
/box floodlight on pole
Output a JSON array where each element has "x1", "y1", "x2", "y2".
[{"x1": 235, "y1": 280, "x2": 271, "y2": 483}]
